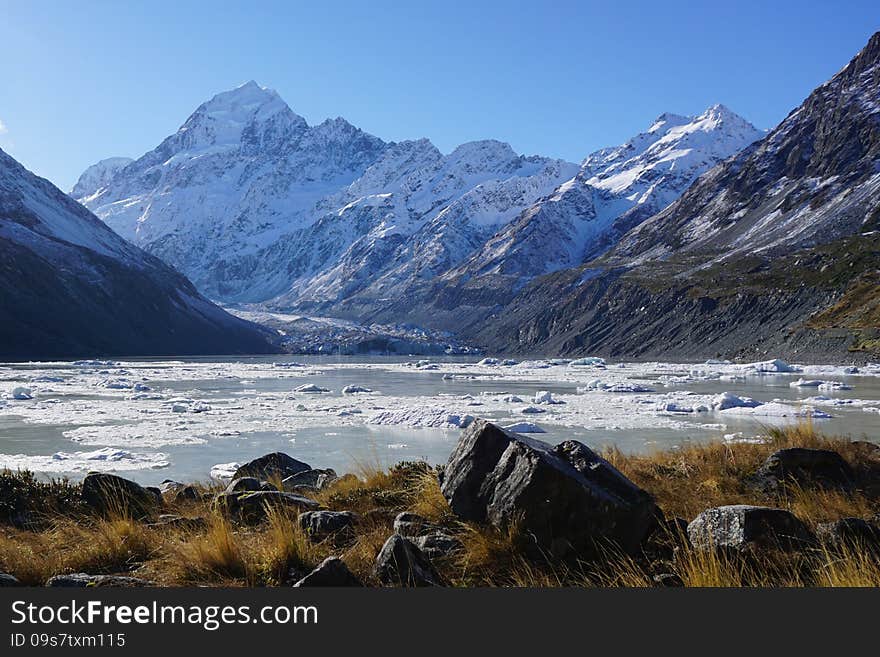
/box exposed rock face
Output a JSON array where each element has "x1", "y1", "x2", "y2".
[
  {"x1": 687, "y1": 505, "x2": 814, "y2": 551},
  {"x1": 81, "y1": 473, "x2": 158, "y2": 518},
  {"x1": 46, "y1": 574, "x2": 154, "y2": 587},
  {"x1": 293, "y1": 557, "x2": 363, "y2": 587},
  {"x1": 440, "y1": 419, "x2": 657, "y2": 556},
  {"x1": 374, "y1": 534, "x2": 444, "y2": 587},
  {"x1": 751, "y1": 448, "x2": 854, "y2": 491},
  {"x1": 298, "y1": 510, "x2": 359, "y2": 542},
  {"x1": 232, "y1": 453, "x2": 311, "y2": 481},
  {"x1": 215, "y1": 490, "x2": 319, "y2": 524},
  {"x1": 282, "y1": 468, "x2": 338, "y2": 491},
  {"x1": 0, "y1": 148, "x2": 275, "y2": 361}
]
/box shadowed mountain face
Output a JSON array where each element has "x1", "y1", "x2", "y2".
[
  {"x1": 463, "y1": 31, "x2": 880, "y2": 362},
  {"x1": 0, "y1": 148, "x2": 278, "y2": 361}
]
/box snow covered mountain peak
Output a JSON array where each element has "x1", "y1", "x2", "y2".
[{"x1": 176, "y1": 80, "x2": 306, "y2": 150}]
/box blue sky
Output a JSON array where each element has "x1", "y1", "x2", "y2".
[{"x1": 1, "y1": 1, "x2": 877, "y2": 190}]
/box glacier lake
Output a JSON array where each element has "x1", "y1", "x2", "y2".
[{"x1": 1, "y1": 355, "x2": 879, "y2": 486}]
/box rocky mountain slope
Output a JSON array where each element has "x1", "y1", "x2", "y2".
[
  {"x1": 0, "y1": 148, "x2": 277, "y2": 360},
  {"x1": 471, "y1": 31, "x2": 880, "y2": 362},
  {"x1": 369, "y1": 105, "x2": 763, "y2": 328}
]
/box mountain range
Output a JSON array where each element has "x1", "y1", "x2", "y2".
[
  {"x1": 74, "y1": 83, "x2": 762, "y2": 322},
  {"x1": 62, "y1": 30, "x2": 880, "y2": 362}
]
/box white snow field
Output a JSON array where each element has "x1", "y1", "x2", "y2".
[{"x1": 1, "y1": 356, "x2": 879, "y2": 484}]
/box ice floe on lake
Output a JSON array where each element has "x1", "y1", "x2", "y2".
[{"x1": 1, "y1": 354, "x2": 878, "y2": 477}]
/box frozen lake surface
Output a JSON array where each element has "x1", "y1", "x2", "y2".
[{"x1": 2, "y1": 355, "x2": 880, "y2": 486}]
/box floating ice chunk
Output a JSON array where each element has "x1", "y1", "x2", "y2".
[
  {"x1": 656, "y1": 402, "x2": 694, "y2": 413},
  {"x1": 501, "y1": 359, "x2": 519, "y2": 367},
  {"x1": 818, "y1": 381, "x2": 852, "y2": 392},
  {"x1": 295, "y1": 384, "x2": 330, "y2": 393},
  {"x1": 711, "y1": 392, "x2": 762, "y2": 411},
  {"x1": 31, "y1": 376, "x2": 63, "y2": 383},
  {"x1": 95, "y1": 378, "x2": 134, "y2": 390},
  {"x1": 210, "y1": 462, "x2": 240, "y2": 480},
  {"x1": 9, "y1": 387, "x2": 32, "y2": 400},
  {"x1": 171, "y1": 404, "x2": 188, "y2": 413},
  {"x1": 73, "y1": 360, "x2": 118, "y2": 368},
  {"x1": 503, "y1": 395, "x2": 523, "y2": 403},
  {"x1": 387, "y1": 443, "x2": 408, "y2": 450},
  {"x1": 569, "y1": 357, "x2": 606, "y2": 367},
  {"x1": 843, "y1": 366, "x2": 859, "y2": 374},
  {"x1": 578, "y1": 380, "x2": 654, "y2": 393},
  {"x1": 369, "y1": 408, "x2": 473, "y2": 428},
  {"x1": 720, "y1": 402, "x2": 831, "y2": 419},
  {"x1": 533, "y1": 390, "x2": 563, "y2": 405},
  {"x1": 520, "y1": 406, "x2": 546, "y2": 414},
  {"x1": 744, "y1": 359, "x2": 801, "y2": 373},
  {"x1": 789, "y1": 378, "x2": 825, "y2": 388},
  {"x1": 0, "y1": 447, "x2": 168, "y2": 473},
  {"x1": 504, "y1": 422, "x2": 546, "y2": 433},
  {"x1": 477, "y1": 357, "x2": 500, "y2": 366},
  {"x1": 706, "y1": 359, "x2": 732, "y2": 365},
  {"x1": 273, "y1": 362, "x2": 306, "y2": 368},
  {"x1": 342, "y1": 385, "x2": 372, "y2": 394}
]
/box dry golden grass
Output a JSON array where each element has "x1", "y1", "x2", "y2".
[{"x1": 1, "y1": 423, "x2": 879, "y2": 587}]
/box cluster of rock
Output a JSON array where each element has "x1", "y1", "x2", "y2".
[{"x1": 3, "y1": 419, "x2": 879, "y2": 588}]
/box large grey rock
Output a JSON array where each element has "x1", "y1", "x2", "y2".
[
  {"x1": 393, "y1": 512, "x2": 438, "y2": 538},
  {"x1": 0, "y1": 573, "x2": 21, "y2": 587},
  {"x1": 215, "y1": 490, "x2": 319, "y2": 524},
  {"x1": 225, "y1": 477, "x2": 265, "y2": 493},
  {"x1": 751, "y1": 448, "x2": 854, "y2": 491},
  {"x1": 298, "y1": 510, "x2": 358, "y2": 541},
  {"x1": 282, "y1": 468, "x2": 338, "y2": 491},
  {"x1": 81, "y1": 472, "x2": 158, "y2": 518},
  {"x1": 440, "y1": 419, "x2": 657, "y2": 556},
  {"x1": 688, "y1": 505, "x2": 814, "y2": 552},
  {"x1": 293, "y1": 557, "x2": 363, "y2": 587},
  {"x1": 412, "y1": 532, "x2": 462, "y2": 560},
  {"x1": 46, "y1": 573, "x2": 154, "y2": 587},
  {"x1": 374, "y1": 534, "x2": 444, "y2": 587},
  {"x1": 233, "y1": 453, "x2": 311, "y2": 481}
]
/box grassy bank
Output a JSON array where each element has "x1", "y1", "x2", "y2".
[{"x1": 2, "y1": 423, "x2": 879, "y2": 587}]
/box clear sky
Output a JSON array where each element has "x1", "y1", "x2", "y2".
[{"x1": 1, "y1": 0, "x2": 877, "y2": 191}]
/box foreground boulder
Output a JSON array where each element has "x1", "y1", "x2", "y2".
[
  {"x1": 81, "y1": 473, "x2": 158, "y2": 518},
  {"x1": 225, "y1": 477, "x2": 275, "y2": 493},
  {"x1": 46, "y1": 573, "x2": 154, "y2": 587},
  {"x1": 688, "y1": 505, "x2": 814, "y2": 552},
  {"x1": 293, "y1": 557, "x2": 363, "y2": 587},
  {"x1": 440, "y1": 420, "x2": 657, "y2": 556},
  {"x1": 374, "y1": 535, "x2": 444, "y2": 587},
  {"x1": 215, "y1": 490, "x2": 319, "y2": 524},
  {"x1": 298, "y1": 510, "x2": 359, "y2": 542},
  {"x1": 282, "y1": 468, "x2": 338, "y2": 491},
  {"x1": 751, "y1": 448, "x2": 854, "y2": 492},
  {"x1": 393, "y1": 512, "x2": 439, "y2": 537},
  {"x1": 233, "y1": 453, "x2": 311, "y2": 480}
]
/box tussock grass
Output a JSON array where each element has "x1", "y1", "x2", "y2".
[{"x1": 1, "y1": 423, "x2": 879, "y2": 587}]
